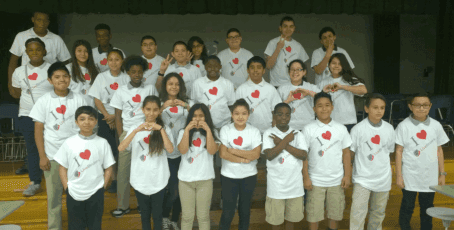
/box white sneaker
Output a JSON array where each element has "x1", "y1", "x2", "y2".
[
  {"x1": 170, "y1": 221, "x2": 180, "y2": 230},
  {"x1": 162, "y1": 217, "x2": 170, "y2": 230},
  {"x1": 22, "y1": 182, "x2": 42, "y2": 197}
]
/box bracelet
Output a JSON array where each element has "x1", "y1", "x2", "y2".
[
  {"x1": 159, "y1": 126, "x2": 163, "y2": 131},
  {"x1": 158, "y1": 72, "x2": 164, "y2": 76}
]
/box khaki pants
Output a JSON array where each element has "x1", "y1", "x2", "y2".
[
  {"x1": 44, "y1": 160, "x2": 64, "y2": 230},
  {"x1": 179, "y1": 179, "x2": 213, "y2": 230},
  {"x1": 306, "y1": 185, "x2": 345, "y2": 223},
  {"x1": 350, "y1": 183, "x2": 389, "y2": 230},
  {"x1": 117, "y1": 131, "x2": 132, "y2": 210}
]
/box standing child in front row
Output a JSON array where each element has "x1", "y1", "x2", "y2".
[
  {"x1": 54, "y1": 106, "x2": 115, "y2": 230},
  {"x1": 349, "y1": 93, "x2": 396, "y2": 230},
  {"x1": 118, "y1": 95, "x2": 174, "y2": 230},
  {"x1": 302, "y1": 92, "x2": 352, "y2": 230},
  {"x1": 262, "y1": 103, "x2": 308, "y2": 230},
  {"x1": 396, "y1": 92, "x2": 449, "y2": 230},
  {"x1": 29, "y1": 62, "x2": 87, "y2": 230}
]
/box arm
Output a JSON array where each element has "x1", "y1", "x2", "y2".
[
  {"x1": 303, "y1": 159, "x2": 312, "y2": 190},
  {"x1": 94, "y1": 98, "x2": 109, "y2": 117},
  {"x1": 219, "y1": 145, "x2": 249, "y2": 163},
  {"x1": 160, "y1": 128, "x2": 174, "y2": 154},
  {"x1": 285, "y1": 145, "x2": 308, "y2": 161},
  {"x1": 118, "y1": 128, "x2": 139, "y2": 152},
  {"x1": 438, "y1": 146, "x2": 446, "y2": 185},
  {"x1": 263, "y1": 139, "x2": 287, "y2": 161},
  {"x1": 205, "y1": 129, "x2": 219, "y2": 155},
  {"x1": 155, "y1": 76, "x2": 164, "y2": 93},
  {"x1": 350, "y1": 150, "x2": 355, "y2": 164},
  {"x1": 341, "y1": 147, "x2": 352, "y2": 188},
  {"x1": 8, "y1": 54, "x2": 20, "y2": 97},
  {"x1": 313, "y1": 48, "x2": 334, "y2": 75},
  {"x1": 115, "y1": 108, "x2": 123, "y2": 136},
  {"x1": 35, "y1": 122, "x2": 51, "y2": 171},
  {"x1": 265, "y1": 38, "x2": 285, "y2": 69},
  {"x1": 10, "y1": 87, "x2": 21, "y2": 99},
  {"x1": 59, "y1": 165, "x2": 68, "y2": 190},
  {"x1": 103, "y1": 166, "x2": 113, "y2": 189},
  {"x1": 178, "y1": 129, "x2": 191, "y2": 155},
  {"x1": 228, "y1": 145, "x2": 261, "y2": 161},
  {"x1": 341, "y1": 84, "x2": 367, "y2": 96},
  {"x1": 395, "y1": 144, "x2": 405, "y2": 189}
]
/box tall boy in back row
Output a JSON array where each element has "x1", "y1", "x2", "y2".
[{"x1": 93, "y1": 23, "x2": 126, "y2": 73}]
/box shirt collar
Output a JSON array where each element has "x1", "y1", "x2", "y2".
[
  {"x1": 127, "y1": 81, "x2": 145, "y2": 89},
  {"x1": 409, "y1": 114, "x2": 430, "y2": 126},
  {"x1": 367, "y1": 118, "x2": 383, "y2": 127},
  {"x1": 174, "y1": 62, "x2": 192, "y2": 69},
  {"x1": 30, "y1": 27, "x2": 50, "y2": 39},
  {"x1": 78, "y1": 133, "x2": 97, "y2": 140},
  {"x1": 27, "y1": 61, "x2": 47, "y2": 70},
  {"x1": 322, "y1": 44, "x2": 338, "y2": 52},
  {"x1": 50, "y1": 89, "x2": 74, "y2": 99},
  {"x1": 97, "y1": 44, "x2": 113, "y2": 54},
  {"x1": 316, "y1": 118, "x2": 334, "y2": 127},
  {"x1": 247, "y1": 78, "x2": 265, "y2": 87}
]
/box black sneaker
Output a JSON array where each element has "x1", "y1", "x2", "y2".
[
  {"x1": 137, "y1": 206, "x2": 141, "y2": 213},
  {"x1": 111, "y1": 208, "x2": 130, "y2": 218},
  {"x1": 108, "y1": 180, "x2": 117, "y2": 193},
  {"x1": 15, "y1": 164, "x2": 28, "y2": 175}
]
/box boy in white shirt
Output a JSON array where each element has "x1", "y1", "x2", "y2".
[
  {"x1": 302, "y1": 92, "x2": 352, "y2": 230},
  {"x1": 349, "y1": 93, "x2": 396, "y2": 230},
  {"x1": 92, "y1": 24, "x2": 126, "y2": 73},
  {"x1": 396, "y1": 92, "x2": 450, "y2": 230},
  {"x1": 264, "y1": 16, "x2": 309, "y2": 87},
  {"x1": 54, "y1": 106, "x2": 115, "y2": 230},
  {"x1": 235, "y1": 56, "x2": 282, "y2": 134},
  {"x1": 141, "y1": 35, "x2": 165, "y2": 87},
  {"x1": 312, "y1": 27, "x2": 355, "y2": 85},
  {"x1": 217, "y1": 28, "x2": 254, "y2": 89},
  {"x1": 29, "y1": 62, "x2": 87, "y2": 230}
]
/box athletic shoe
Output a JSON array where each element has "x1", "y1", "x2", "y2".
[
  {"x1": 22, "y1": 182, "x2": 42, "y2": 197},
  {"x1": 111, "y1": 208, "x2": 130, "y2": 218},
  {"x1": 162, "y1": 217, "x2": 170, "y2": 230}
]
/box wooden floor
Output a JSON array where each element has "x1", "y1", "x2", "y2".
[{"x1": 1, "y1": 146, "x2": 454, "y2": 229}]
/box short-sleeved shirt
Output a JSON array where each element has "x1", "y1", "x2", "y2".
[
  {"x1": 311, "y1": 46, "x2": 355, "y2": 85},
  {"x1": 220, "y1": 123, "x2": 262, "y2": 179},
  {"x1": 277, "y1": 82, "x2": 321, "y2": 130},
  {"x1": 10, "y1": 28, "x2": 70, "y2": 65},
  {"x1": 54, "y1": 134, "x2": 115, "y2": 201},
  {"x1": 396, "y1": 116, "x2": 450, "y2": 192},
  {"x1": 66, "y1": 64, "x2": 95, "y2": 107},
  {"x1": 264, "y1": 36, "x2": 309, "y2": 87},
  {"x1": 29, "y1": 90, "x2": 87, "y2": 160},
  {"x1": 235, "y1": 79, "x2": 282, "y2": 133},
  {"x1": 191, "y1": 77, "x2": 235, "y2": 129},
  {"x1": 11, "y1": 62, "x2": 53, "y2": 117},
  {"x1": 350, "y1": 119, "x2": 395, "y2": 192},
  {"x1": 142, "y1": 55, "x2": 164, "y2": 87},
  {"x1": 317, "y1": 76, "x2": 365, "y2": 125},
  {"x1": 192, "y1": 59, "x2": 206, "y2": 78},
  {"x1": 126, "y1": 123, "x2": 173, "y2": 195},
  {"x1": 302, "y1": 119, "x2": 352, "y2": 187},
  {"x1": 262, "y1": 126, "x2": 308, "y2": 199},
  {"x1": 88, "y1": 71, "x2": 129, "y2": 114},
  {"x1": 110, "y1": 82, "x2": 158, "y2": 132},
  {"x1": 164, "y1": 63, "x2": 202, "y2": 99},
  {"x1": 92, "y1": 46, "x2": 126, "y2": 73},
  {"x1": 217, "y1": 48, "x2": 254, "y2": 89}
]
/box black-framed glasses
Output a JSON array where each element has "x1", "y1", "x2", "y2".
[{"x1": 411, "y1": 104, "x2": 431, "y2": 109}]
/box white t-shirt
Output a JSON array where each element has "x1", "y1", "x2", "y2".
[
  {"x1": 351, "y1": 119, "x2": 395, "y2": 192},
  {"x1": 262, "y1": 126, "x2": 308, "y2": 199},
  {"x1": 220, "y1": 123, "x2": 262, "y2": 179},
  {"x1": 317, "y1": 76, "x2": 365, "y2": 125},
  {"x1": 396, "y1": 116, "x2": 450, "y2": 192},
  {"x1": 28, "y1": 91, "x2": 87, "y2": 160},
  {"x1": 110, "y1": 83, "x2": 158, "y2": 132},
  {"x1": 217, "y1": 48, "x2": 254, "y2": 89},
  {"x1": 164, "y1": 63, "x2": 202, "y2": 99},
  {"x1": 142, "y1": 55, "x2": 164, "y2": 87},
  {"x1": 235, "y1": 79, "x2": 282, "y2": 133},
  {"x1": 277, "y1": 82, "x2": 321, "y2": 130},
  {"x1": 302, "y1": 119, "x2": 352, "y2": 187},
  {"x1": 126, "y1": 123, "x2": 173, "y2": 195},
  {"x1": 88, "y1": 71, "x2": 129, "y2": 114},
  {"x1": 311, "y1": 46, "x2": 355, "y2": 85},
  {"x1": 192, "y1": 59, "x2": 206, "y2": 77},
  {"x1": 11, "y1": 62, "x2": 53, "y2": 117},
  {"x1": 53, "y1": 134, "x2": 115, "y2": 201},
  {"x1": 264, "y1": 36, "x2": 309, "y2": 87},
  {"x1": 92, "y1": 46, "x2": 126, "y2": 73},
  {"x1": 191, "y1": 76, "x2": 235, "y2": 129},
  {"x1": 10, "y1": 28, "x2": 70, "y2": 65},
  {"x1": 66, "y1": 64, "x2": 95, "y2": 107}
]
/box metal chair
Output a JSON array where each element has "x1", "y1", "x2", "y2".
[
  {"x1": 0, "y1": 103, "x2": 26, "y2": 162},
  {"x1": 383, "y1": 94, "x2": 409, "y2": 128},
  {"x1": 426, "y1": 207, "x2": 454, "y2": 230}
]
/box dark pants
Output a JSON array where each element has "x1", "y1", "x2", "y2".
[
  {"x1": 135, "y1": 188, "x2": 165, "y2": 230},
  {"x1": 162, "y1": 157, "x2": 182, "y2": 222},
  {"x1": 399, "y1": 189, "x2": 435, "y2": 230},
  {"x1": 97, "y1": 112, "x2": 118, "y2": 159},
  {"x1": 219, "y1": 174, "x2": 257, "y2": 230},
  {"x1": 18, "y1": 116, "x2": 41, "y2": 184},
  {"x1": 346, "y1": 124, "x2": 355, "y2": 133},
  {"x1": 66, "y1": 187, "x2": 104, "y2": 230}
]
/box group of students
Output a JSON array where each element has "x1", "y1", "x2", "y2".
[{"x1": 6, "y1": 11, "x2": 450, "y2": 230}]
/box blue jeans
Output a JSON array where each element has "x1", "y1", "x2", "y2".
[
  {"x1": 135, "y1": 188, "x2": 165, "y2": 230},
  {"x1": 162, "y1": 157, "x2": 182, "y2": 222},
  {"x1": 399, "y1": 189, "x2": 435, "y2": 230},
  {"x1": 18, "y1": 116, "x2": 41, "y2": 184}
]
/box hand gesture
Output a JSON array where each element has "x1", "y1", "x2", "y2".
[
  {"x1": 276, "y1": 35, "x2": 286, "y2": 50},
  {"x1": 323, "y1": 84, "x2": 333, "y2": 93},
  {"x1": 163, "y1": 99, "x2": 176, "y2": 109},
  {"x1": 241, "y1": 158, "x2": 251, "y2": 164},
  {"x1": 283, "y1": 131, "x2": 297, "y2": 144},
  {"x1": 304, "y1": 177, "x2": 313, "y2": 191},
  {"x1": 150, "y1": 122, "x2": 162, "y2": 131},
  {"x1": 160, "y1": 54, "x2": 174, "y2": 73},
  {"x1": 269, "y1": 134, "x2": 283, "y2": 146},
  {"x1": 108, "y1": 122, "x2": 116, "y2": 130},
  {"x1": 327, "y1": 39, "x2": 335, "y2": 53},
  {"x1": 397, "y1": 175, "x2": 405, "y2": 189},
  {"x1": 186, "y1": 52, "x2": 194, "y2": 63},
  {"x1": 103, "y1": 114, "x2": 116, "y2": 124},
  {"x1": 135, "y1": 122, "x2": 153, "y2": 132},
  {"x1": 198, "y1": 121, "x2": 210, "y2": 132},
  {"x1": 285, "y1": 91, "x2": 298, "y2": 103},
  {"x1": 295, "y1": 88, "x2": 310, "y2": 98},
  {"x1": 40, "y1": 156, "x2": 51, "y2": 171},
  {"x1": 332, "y1": 82, "x2": 343, "y2": 92},
  {"x1": 174, "y1": 99, "x2": 186, "y2": 107},
  {"x1": 341, "y1": 176, "x2": 351, "y2": 189},
  {"x1": 439, "y1": 175, "x2": 446, "y2": 186},
  {"x1": 185, "y1": 120, "x2": 198, "y2": 132}
]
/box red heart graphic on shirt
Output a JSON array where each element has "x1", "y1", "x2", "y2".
[
  {"x1": 143, "y1": 136, "x2": 150, "y2": 144},
  {"x1": 321, "y1": 131, "x2": 331, "y2": 140},
  {"x1": 193, "y1": 138, "x2": 201, "y2": 147},
  {"x1": 371, "y1": 135, "x2": 380, "y2": 144},
  {"x1": 28, "y1": 73, "x2": 38, "y2": 80},
  {"x1": 233, "y1": 136, "x2": 243, "y2": 146},
  {"x1": 169, "y1": 106, "x2": 178, "y2": 113},
  {"x1": 233, "y1": 58, "x2": 239, "y2": 64},
  {"x1": 196, "y1": 64, "x2": 200, "y2": 68},
  {"x1": 132, "y1": 94, "x2": 141, "y2": 103},
  {"x1": 80, "y1": 150, "x2": 91, "y2": 160},
  {"x1": 100, "y1": 58, "x2": 108, "y2": 65},
  {"x1": 148, "y1": 63, "x2": 152, "y2": 70},
  {"x1": 84, "y1": 73, "x2": 91, "y2": 81},
  {"x1": 281, "y1": 158, "x2": 285, "y2": 164},
  {"x1": 56, "y1": 105, "x2": 66, "y2": 114},
  {"x1": 251, "y1": 90, "x2": 260, "y2": 98},
  {"x1": 293, "y1": 93, "x2": 302, "y2": 99},
  {"x1": 110, "y1": 82, "x2": 119, "y2": 90},
  {"x1": 209, "y1": 87, "x2": 218, "y2": 95},
  {"x1": 416, "y1": 130, "x2": 427, "y2": 139},
  {"x1": 179, "y1": 72, "x2": 184, "y2": 77},
  {"x1": 285, "y1": 46, "x2": 292, "y2": 52}
]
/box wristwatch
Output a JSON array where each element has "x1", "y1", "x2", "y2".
[{"x1": 440, "y1": 172, "x2": 448, "y2": 176}]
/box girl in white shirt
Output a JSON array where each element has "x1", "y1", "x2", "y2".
[
  {"x1": 118, "y1": 95, "x2": 174, "y2": 230},
  {"x1": 188, "y1": 36, "x2": 208, "y2": 77}
]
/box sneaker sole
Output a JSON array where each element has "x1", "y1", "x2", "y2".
[
  {"x1": 22, "y1": 188, "x2": 43, "y2": 197},
  {"x1": 112, "y1": 210, "x2": 130, "y2": 218}
]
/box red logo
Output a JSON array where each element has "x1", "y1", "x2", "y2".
[
  {"x1": 100, "y1": 58, "x2": 108, "y2": 65},
  {"x1": 110, "y1": 82, "x2": 119, "y2": 90},
  {"x1": 232, "y1": 58, "x2": 239, "y2": 64},
  {"x1": 321, "y1": 131, "x2": 331, "y2": 140},
  {"x1": 251, "y1": 90, "x2": 260, "y2": 98},
  {"x1": 148, "y1": 63, "x2": 152, "y2": 70},
  {"x1": 233, "y1": 136, "x2": 243, "y2": 146},
  {"x1": 285, "y1": 46, "x2": 292, "y2": 52},
  {"x1": 179, "y1": 72, "x2": 184, "y2": 77},
  {"x1": 193, "y1": 138, "x2": 202, "y2": 147},
  {"x1": 371, "y1": 135, "x2": 380, "y2": 145},
  {"x1": 79, "y1": 150, "x2": 91, "y2": 160},
  {"x1": 28, "y1": 73, "x2": 38, "y2": 80},
  {"x1": 84, "y1": 73, "x2": 91, "y2": 81},
  {"x1": 143, "y1": 135, "x2": 150, "y2": 144},
  {"x1": 56, "y1": 105, "x2": 66, "y2": 114},
  {"x1": 293, "y1": 93, "x2": 302, "y2": 99},
  {"x1": 169, "y1": 106, "x2": 178, "y2": 113},
  {"x1": 209, "y1": 87, "x2": 218, "y2": 96},
  {"x1": 132, "y1": 94, "x2": 141, "y2": 103},
  {"x1": 196, "y1": 64, "x2": 200, "y2": 68},
  {"x1": 416, "y1": 130, "x2": 427, "y2": 140}
]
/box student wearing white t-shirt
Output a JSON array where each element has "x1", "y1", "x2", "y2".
[
  {"x1": 218, "y1": 99, "x2": 262, "y2": 230},
  {"x1": 29, "y1": 62, "x2": 87, "y2": 230},
  {"x1": 349, "y1": 94, "x2": 396, "y2": 230},
  {"x1": 92, "y1": 24, "x2": 126, "y2": 73},
  {"x1": 236, "y1": 56, "x2": 282, "y2": 134},
  {"x1": 54, "y1": 106, "x2": 115, "y2": 230},
  {"x1": 396, "y1": 93, "x2": 450, "y2": 230},
  {"x1": 262, "y1": 103, "x2": 308, "y2": 230},
  {"x1": 312, "y1": 27, "x2": 355, "y2": 85},
  {"x1": 177, "y1": 104, "x2": 220, "y2": 230},
  {"x1": 141, "y1": 35, "x2": 165, "y2": 87},
  {"x1": 302, "y1": 92, "x2": 352, "y2": 230},
  {"x1": 264, "y1": 16, "x2": 309, "y2": 87},
  {"x1": 278, "y1": 60, "x2": 321, "y2": 130},
  {"x1": 11, "y1": 38, "x2": 54, "y2": 197},
  {"x1": 118, "y1": 95, "x2": 174, "y2": 230},
  {"x1": 318, "y1": 53, "x2": 367, "y2": 131},
  {"x1": 217, "y1": 28, "x2": 254, "y2": 89},
  {"x1": 188, "y1": 36, "x2": 208, "y2": 77}
]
